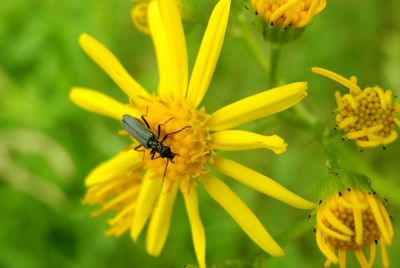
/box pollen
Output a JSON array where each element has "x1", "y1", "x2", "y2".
[
  {"x1": 132, "y1": 96, "x2": 212, "y2": 185},
  {"x1": 316, "y1": 189, "x2": 393, "y2": 267},
  {"x1": 251, "y1": 0, "x2": 326, "y2": 28}
]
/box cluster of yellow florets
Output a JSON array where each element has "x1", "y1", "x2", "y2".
[
  {"x1": 251, "y1": 0, "x2": 326, "y2": 28},
  {"x1": 336, "y1": 86, "x2": 399, "y2": 148},
  {"x1": 316, "y1": 189, "x2": 393, "y2": 267},
  {"x1": 132, "y1": 96, "x2": 212, "y2": 183},
  {"x1": 312, "y1": 67, "x2": 400, "y2": 148}
]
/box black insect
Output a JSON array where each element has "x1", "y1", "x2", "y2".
[{"x1": 121, "y1": 114, "x2": 190, "y2": 177}]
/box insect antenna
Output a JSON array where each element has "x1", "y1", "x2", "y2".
[
  {"x1": 157, "y1": 117, "x2": 175, "y2": 139},
  {"x1": 160, "y1": 126, "x2": 191, "y2": 142}
]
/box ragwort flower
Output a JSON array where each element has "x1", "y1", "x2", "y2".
[
  {"x1": 251, "y1": 0, "x2": 326, "y2": 28},
  {"x1": 131, "y1": 1, "x2": 151, "y2": 34},
  {"x1": 313, "y1": 67, "x2": 400, "y2": 148},
  {"x1": 316, "y1": 189, "x2": 393, "y2": 268},
  {"x1": 70, "y1": 0, "x2": 315, "y2": 266},
  {"x1": 251, "y1": 0, "x2": 326, "y2": 43},
  {"x1": 131, "y1": 0, "x2": 182, "y2": 35}
]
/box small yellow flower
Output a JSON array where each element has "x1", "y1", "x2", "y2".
[
  {"x1": 316, "y1": 189, "x2": 393, "y2": 268},
  {"x1": 313, "y1": 67, "x2": 400, "y2": 148},
  {"x1": 70, "y1": 0, "x2": 315, "y2": 266},
  {"x1": 131, "y1": 0, "x2": 182, "y2": 35},
  {"x1": 251, "y1": 0, "x2": 326, "y2": 28},
  {"x1": 131, "y1": 1, "x2": 151, "y2": 34}
]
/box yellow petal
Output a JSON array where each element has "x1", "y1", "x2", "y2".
[
  {"x1": 69, "y1": 87, "x2": 140, "y2": 120},
  {"x1": 381, "y1": 241, "x2": 389, "y2": 268},
  {"x1": 183, "y1": 184, "x2": 206, "y2": 268},
  {"x1": 354, "y1": 250, "x2": 369, "y2": 268},
  {"x1": 213, "y1": 157, "x2": 316, "y2": 209},
  {"x1": 368, "y1": 242, "x2": 377, "y2": 267},
  {"x1": 311, "y1": 67, "x2": 361, "y2": 94},
  {"x1": 157, "y1": 0, "x2": 188, "y2": 99},
  {"x1": 79, "y1": 33, "x2": 148, "y2": 100},
  {"x1": 338, "y1": 249, "x2": 346, "y2": 268},
  {"x1": 146, "y1": 181, "x2": 179, "y2": 256},
  {"x1": 297, "y1": 0, "x2": 322, "y2": 27},
  {"x1": 207, "y1": 82, "x2": 307, "y2": 131},
  {"x1": 85, "y1": 149, "x2": 141, "y2": 186},
  {"x1": 210, "y1": 130, "x2": 287, "y2": 154},
  {"x1": 323, "y1": 206, "x2": 354, "y2": 236},
  {"x1": 349, "y1": 193, "x2": 363, "y2": 246},
  {"x1": 186, "y1": 0, "x2": 231, "y2": 107},
  {"x1": 317, "y1": 211, "x2": 350, "y2": 241},
  {"x1": 200, "y1": 174, "x2": 284, "y2": 256},
  {"x1": 131, "y1": 170, "x2": 163, "y2": 241},
  {"x1": 148, "y1": 1, "x2": 173, "y2": 97},
  {"x1": 367, "y1": 194, "x2": 391, "y2": 245},
  {"x1": 270, "y1": 0, "x2": 300, "y2": 24},
  {"x1": 378, "y1": 201, "x2": 394, "y2": 238},
  {"x1": 316, "y1": 229, "x2": 338, "y2": 263}
]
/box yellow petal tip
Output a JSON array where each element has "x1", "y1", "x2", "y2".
[{"x1": 79, "y1": 33, "x2": 90, "y2": 44}]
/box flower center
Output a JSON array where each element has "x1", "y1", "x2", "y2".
[
  {"x1": 251, "y1": 0, "x2": 323, "y2": 27},
  {"x1": 336, "y1": 87, "x2": 398, "y2": 146},
  {"x1": 132, "y1": 96, "x2": 212, "y2": 183},
  {"x1": 319, "y1": 191, "x2": 380, "y2": 250}
]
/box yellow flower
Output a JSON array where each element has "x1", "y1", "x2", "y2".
[
  {"x1": 312, "y1": 67, "x2": 400, "y2": 148},
  {"x1": 131, "y1": 0, "x2": 182, "y2": 35},
  {"x1": 315, "y1": 189, "x2": 393, "y2": 268},
  {"x1": 131, "y1": 1, "x2": 151, "y2": 34},
  {"x1": 251, "y1": 0, "x2": 326, "y2": 28},
  {"x1": 70, "y1": 0, "x2": 315, "y2": 266}
]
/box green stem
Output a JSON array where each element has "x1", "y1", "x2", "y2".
[
  {"x1": 320, "y1": 128, "x2": 342, "y2": 170},
  {"x1": 268, "y1": 44, "x2": 282, "y2": 87},
  {"x1": 238, "y1": 14, "x2": 270, "y2": 74}
]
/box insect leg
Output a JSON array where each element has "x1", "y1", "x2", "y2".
[
  {"x1": 134, "y1": 144, "x2": 146, "y2": 160},
  {"x1": 160, "y1": 126, "x2": 191, "y2": 142},
  {"x1": 156, "y1": 117, "x2": 175, "y2": 139},
  {"x1": 163, "y1": 159, "x2": 170, "y2": 179},
  {"x1": 134, "y1": 144, "x2": 143, "y2": 150},
  {"x1": 141, "y1": 115, "x2": 151, "y2": 129},
  {"x1": 150, "y1": 150, "x2": 161, "y2": 160}
]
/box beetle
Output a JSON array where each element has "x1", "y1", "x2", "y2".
[{"x1": 121, "y1": 114, "x2": 190, "y2": 177}]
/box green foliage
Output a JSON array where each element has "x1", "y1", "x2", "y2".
[{"x1": 1, "y1": 0, "x2": 399, "y2": 267}]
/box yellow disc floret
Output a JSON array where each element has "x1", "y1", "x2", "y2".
[
  {"x1": 316, "y1": 189, "x2": 393, "y2": 267},
  {"x1": 130, "y1": 96, "x2": 212, "y2": 184},
  {"x1": 251, "y1": 0, "x2": 326, "y2": 28}
]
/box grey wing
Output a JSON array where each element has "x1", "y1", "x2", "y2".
[{"x1": 121, "y1": 114, "x2": 153, "y2": 148}]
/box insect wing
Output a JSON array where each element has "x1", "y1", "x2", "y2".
[{"x1": 121, "y1": 114, "x2": 153, "y2": 148}]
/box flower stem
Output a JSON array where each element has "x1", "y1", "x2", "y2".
[
  {"x1": 268, "y1": 43, "x2": 282, "y2": 87},
  {"x1": 237, "y1": 13, "x2": 270, "y2": 74}
]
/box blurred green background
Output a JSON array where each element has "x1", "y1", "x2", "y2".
[{"x1": 1, "y1": 0, "x2": 399, "y2": 267}]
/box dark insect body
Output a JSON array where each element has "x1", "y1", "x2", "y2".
[{"x1": 121, "y1": 114, "x2": 190, "y2": 177}]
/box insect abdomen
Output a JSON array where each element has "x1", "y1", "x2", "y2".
[{"x1": 121, "y1": 114, "x2": 154, "y2": 148}]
